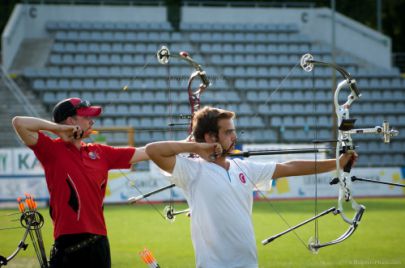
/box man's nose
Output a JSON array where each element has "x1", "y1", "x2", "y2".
[{"x1": 232, "y1": 135, "x2": 237, "y2": 142}]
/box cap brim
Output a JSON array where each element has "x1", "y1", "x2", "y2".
[{"x1": 76, "y1": 106, "x2": 102, "y2": 117}]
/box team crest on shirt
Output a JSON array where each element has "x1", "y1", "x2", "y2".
[
  {"x1": 239, "y1": 173, "x2": 246, "y2": 184},
  {"x1": 88, "y1": 151, "x2": 100, "y2": 160}
]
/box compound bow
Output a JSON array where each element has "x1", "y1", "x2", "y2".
[
  {"x1": 0, "y1": 194, "x2": 48, "y2": 267},
  {"x1": 262, "y1": 53, "x2": 398, "y2": 252},
  {"x1": 128, "y1": 46, "x2": 210, "y2": 222}
]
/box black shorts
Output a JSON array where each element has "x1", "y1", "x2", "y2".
[{"x1": 49, "y1": 233, "x2": 111, "y2": 268}]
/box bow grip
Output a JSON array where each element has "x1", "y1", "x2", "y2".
[
  {"x1": 339, "y1": 143, "x2": 355, "y2": 172},
  {"x1": 343, "y1": 159, "x2": 353, "y2": 173}
]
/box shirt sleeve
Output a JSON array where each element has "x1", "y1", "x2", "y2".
[
  {"x1": 241, "y1": 159, "x2": 277, "y2": 191},
  {"x1": 169, "y1": 155, "x2": 202, "y2": 190},
  {"x1": 28, "y1": 131, "x2": 56, "y2": 165},
  {"x1": 98, "y1": 145, "x2": 136, "y2": 169}
]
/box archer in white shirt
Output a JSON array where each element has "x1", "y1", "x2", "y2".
[{"x1": 146, "y1": 106, "x2": 357, "y2": 268}]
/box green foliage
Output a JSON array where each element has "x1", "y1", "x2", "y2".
[{"x1": 1, "y1": 198, "x2": 404, "y2": 267}]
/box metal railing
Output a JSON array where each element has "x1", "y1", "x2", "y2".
[
  {"x1": 0, "y1": 67, "x2": 39, "y2": 117},
  {"x1": 20, "y1": 0, "x2": 315, "y2": 8},
  {"x1": 21, "y1": 0, "x2": 165, "y2": 5}
]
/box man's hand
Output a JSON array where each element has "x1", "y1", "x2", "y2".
[
  {"x1": 55, "y1": 125, "x2": 84, "y2": 142},
  {"x1": 339, "y1": 151, "x2": 358, "y2": 169},
  {"x1": 195, "y1": 143, "x2": 223, "y2": 162}
]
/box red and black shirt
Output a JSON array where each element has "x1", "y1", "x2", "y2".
[{"x1": 30, "y1": 131, "x2": 135, "y2": 239}]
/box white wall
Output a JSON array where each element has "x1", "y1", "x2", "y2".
[
  {"x1": 1, "y1": 5, "x2": 27, "y2": 71},
  {"x1": 302, "y1": 8, "x2": 391, "y2": 68},
  {"x1": 183, "y1": 6, "x2": 392, "y2": 69}
]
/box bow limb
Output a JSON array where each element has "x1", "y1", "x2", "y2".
[
  {"x1": 308, "y1": 206, "x2": 364, "y2": 252},
  {"x1": 128, "y1": 46, "x2": 209, "y2": 222},
  {"x1": 0, "y1": 222, "x2": 30, "y2": 267}
]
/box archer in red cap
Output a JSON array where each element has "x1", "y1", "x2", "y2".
[{"x1": 12, "y1": 97, "x2": 149, "y2": 268}]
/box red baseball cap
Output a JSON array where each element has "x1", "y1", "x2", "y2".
[{"x1": 52, "y1": 98, "x2": 102, "y2": 123}]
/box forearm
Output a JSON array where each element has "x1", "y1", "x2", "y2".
[
  {"x1": 12, "y1": 116, "x2": 62, "y2": 146},
  {"x1": 274, "y1": 159, "x2": 337, "y2": 178},
  {"x1": 289, "y1": 159, "x2": 337, "y2": 175},
  {"x1": 146, "y1": 141, "x2": 200, "y2": 174},
  {"x1": 146, "y1": 141, "x2": 200, "y2": 157},
  {"x1": 13, "y1": 116, "x2": 61, "y2": 133}
]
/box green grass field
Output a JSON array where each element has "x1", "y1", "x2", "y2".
[{"x1": 1, "y1": 198, "x2": 404, "y2": 267}]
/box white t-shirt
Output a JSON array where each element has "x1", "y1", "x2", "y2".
[{"x1": 169, "y1": 156, "x2": 276, "y2": 268}]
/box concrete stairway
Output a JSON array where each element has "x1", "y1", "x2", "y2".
[{"x1": 0, "y1": 75, "x2": 49, "y2": 148}]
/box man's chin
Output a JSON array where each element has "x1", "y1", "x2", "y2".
[{"x1": 222, "y1": 144, "x2": 235, "y2": 155}]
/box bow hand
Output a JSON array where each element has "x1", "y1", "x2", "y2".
[{"x1": 339, "y1": 151, "x2": 358, "y2": 172}]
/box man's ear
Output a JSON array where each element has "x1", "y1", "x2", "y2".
[
  {"x1": 64, "y1": 116, "x2": 75, "y2": 125},
  {"x1": 204, "y1": 132, "x2": 216, "y2": 143}
]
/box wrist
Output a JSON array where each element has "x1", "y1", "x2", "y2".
[{"x1": 184, "y1": 141, "x2": 201, "y2": 154}]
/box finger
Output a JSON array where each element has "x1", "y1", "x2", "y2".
[
  {"x1": 71, "y1": 126, "x2": 84, "y2": 140},
  {"x1": 213, "y1": 145, "x2": 219, "y2": 155},
  {"x1": 214, "y1": 143, "x2": 223, "y2": 154}
]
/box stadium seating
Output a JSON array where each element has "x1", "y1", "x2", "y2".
[{"x1": 21, "y1": 20, "x2": 405, "y2": 167}]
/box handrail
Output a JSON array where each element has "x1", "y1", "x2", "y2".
[
  {"x1": 0, "y1": 67, "x2": 39, "y2": 117},
  {"x1": 92, "y1": 127, "x2": 135, "y2": 147},
  {"x1": 20, "y1": 0, "x2": 314, "y2": 8},
  {"x1": 21, "y1": 0, "x2": 165, "y2": 5}
]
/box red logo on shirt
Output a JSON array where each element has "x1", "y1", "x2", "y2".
[{"x1": 239, "y1": 173, "x2": 246, "y2": 184}]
